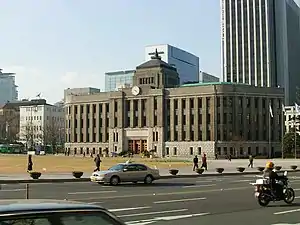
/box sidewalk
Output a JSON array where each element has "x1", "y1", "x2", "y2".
[{"x1": 0, "y1": 159, "x2": 298, "y2": 182}]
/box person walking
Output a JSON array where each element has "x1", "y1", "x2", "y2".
[
  {"x1": 94, "y1": 154, "x2": 101, "y2": 172},
  {"x1": 201, "y1": 153, "x2": 208, "y2": 171},
  {"x1": 193, "y1": 155, "x2": 199, "y2": 171},
  {"x1": 248, "y1": 154, "x2": 254, "y2": 168},
  {"x1": 27, "y1": 155, "x2": 33, "y2": 172}
]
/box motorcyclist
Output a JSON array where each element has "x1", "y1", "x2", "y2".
[{"x1": 263, "y1": 161, "x2": 282, "y2": 198}]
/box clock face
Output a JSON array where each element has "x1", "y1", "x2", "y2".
[{"x1": 131, "y1": 86, "x2": 140, "y2": 96}]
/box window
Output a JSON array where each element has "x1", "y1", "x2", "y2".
[
  {"x1": 190, "y1": 147, "x2": 193, "y2": 155},
  {"x1": 166, "y1": 147, "x2": 169, "y2": 155},
  {"x1": 198, "y1": 147, "x2": 201, "y2": 155},
  {"x1": 0, "y1": 211, "x2": 120, "y2": 225},
  {"x1": 173, "y1": 147, "x2": 177, "y2": 155},
  {"x1": 136, "y1": 164, "x2": 147, "y2": 171}
]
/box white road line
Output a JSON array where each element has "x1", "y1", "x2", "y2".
[
  {"x1": 88, "y1": 202, "x2": 104, "y2": 204},
  {"x1": 154, "y1": 197, "x2": 206, "y2": 204},
  {"x1": 182, "y1": 184, "x2": 216, "y2": 188},
  {"x1": 293, "y1": 188, "x2": 300, "y2": 191},
  {"x1": 109, "y1": 207, "x2": 151, "y2": 212},
  {"x1": 126, "y1": 212, "x2": 210, "y2": 224},
  {"x1": 196, "y1": 180, "x2": 213, "y2": 183},
  {"x1": 68, "y1": 191, "x2": 116, "y2": 195},
  {"x1": 0, "y1": 189, "x2": 26, "y2": 192},
  {"x1": 118, "y1": 209, "x2": 188, "y2": 218},
  {"x1": 295, "y1": 196, "x2": 300, "y2": 199},
  {"x1": 274, "y1": 208, "x2": 300, "y2": 215},
  {"x1": 230, "y1": 179, "x2": 253, "y2": 183}
]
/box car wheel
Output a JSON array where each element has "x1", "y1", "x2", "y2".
[
  {"x1": 110, "y1": 176, "x2": 120, "y2": 186},
  {"x1": 144, "y1": 175, "x2": 153, "y2": 184}
]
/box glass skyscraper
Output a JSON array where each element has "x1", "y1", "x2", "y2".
[{"x1": 105, "y1": 70, "x2": 135, "y2": 92}]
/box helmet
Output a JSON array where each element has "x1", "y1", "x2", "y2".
[{"x1": 266, "y1": 161, "x2": 274, "y2": 169}]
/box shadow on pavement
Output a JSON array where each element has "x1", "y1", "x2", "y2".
[
  {"x1": 100, "y1": 182, "x2": 195, "y2": 187},
  {"x1": 267, "y1": 202, "x2": 300, "y2": 207}
]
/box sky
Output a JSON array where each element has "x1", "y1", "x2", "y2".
[{"x1": 0, "y1": 0, "x2": 221, "y2": 104}]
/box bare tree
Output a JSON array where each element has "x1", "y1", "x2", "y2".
[
  {"x1": 41, "y1": 120, "x2": 63, "y2": 153},
  {"x1": 20, "y1": 122, "x2": 34, "y2": 150}
]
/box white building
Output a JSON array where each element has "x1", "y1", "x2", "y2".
[
  {"x1": 284, "y1": 106, "x2": 300, "y2": 134},
  {"x1": 0, "y1": 69, "x2": 18, "y2": 105},
  {"x1": 19, "y1": 102, "x2": 65, "y2": 148},
  {"x1": 145, "y1": 44, "x2": 199, "y2": 84}
]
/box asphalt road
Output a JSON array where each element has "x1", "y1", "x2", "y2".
[{"x1": 2, "y1": 174, "x2": 300, "y2": 225}]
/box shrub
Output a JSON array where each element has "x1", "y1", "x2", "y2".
[
  {"x1": 257, "y1": 167, "x2": 265, "y2": 172},
  {"x1": 216, "y1": 168, "x2": 224, "y2": 174},
  {"x1": 196, "y1": 168, "x2": 204, "y2": 174},
  {"x1": 169, "y1": 169, "x2": 179, "y2": 175},
  {"x1": 236, "y1": 167, "x2": 245, "y2": 173},
  {"x1": 275, "y1": 166, "x2": 282, "y2": 171},
  {"x1": 291, "y1": 165, "x2": 298, "y2": 170}
]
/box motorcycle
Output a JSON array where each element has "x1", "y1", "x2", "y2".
[{"x1": 250, "y1": 170, "x2": 295, "y2": 207}]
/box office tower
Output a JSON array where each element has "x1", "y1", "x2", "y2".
[
  {"x1": 105, "y1": 70, "x2": 135, "y2": 92},
  {"x1": 145, "y1": 44, "x2": 199, "y2": 84},
  {"x1": 0, "y1": 69, "x2": 18, "y2": 104},
  {"x1": 221, "y1": 0, "x2": 300, "y2": 104}
]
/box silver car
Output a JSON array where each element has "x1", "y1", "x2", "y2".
[{"x1": 90, "y1": 163, "x2": 160, "y2": 185}]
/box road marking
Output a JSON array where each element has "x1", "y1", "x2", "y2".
[
  {"x1": 70, "y1": 186, "x2": 250, "y2": 201},
  {"x1": 88, "y1": 201, "x2": 104, "y2": 204},
  {"x1": 293, "y1": 188, "x2": 300, "y2": 191},
  {"x1": 195, "y1": 180, "x2": 214, "y2": 183},
  {"x1": 68, "y1": 191, "x2": 116, "y2": 195},
  {"x1": 230, "y1": 179, "x2": 253, "y2": 183},
  {"x1": 182, "y1": 184, "x2": 216, "y2": 188},
  {"x1": 0, "y1": 189, "x2": 26, "y2": 192},
  {"x1": 109, "y1": 207, "x2": 151, "y2": 212},
  {"x1": 154, "y1": 197, "x2": 206, "y2": 204},
  {"x1": 118, "y1": 209, "x2": 188, "y2": 218},
  {"x1": 126, "y1": 212, "x2": 210, "y2": 224},
  {"x1": 274, "y1": 208, "x2": 300, "y2": 215}
]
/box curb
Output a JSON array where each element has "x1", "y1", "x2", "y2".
[{"x1": 0, "y1": 169, "x2": 299, "y2": 184}]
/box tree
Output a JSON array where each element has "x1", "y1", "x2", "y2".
[
  {"x1": 296, "y1": 86, "x2": 300, "y2": 105},
  {"x1": 283, "y1": 131, "x2": 300, "y2": 155},
  {"x1": 41, "y1": 120, "x2": 64, "y2": 154},
  {"x1": 20, "y1": 122, "x2": 35, "y2": 150}
]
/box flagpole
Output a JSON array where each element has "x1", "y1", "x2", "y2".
[
  {"x1": 269, "y1": 101, "x2": 272, "y2": 159},
  {"x1": 281, "y1": 105, "x2": 284, "y2": 159}
]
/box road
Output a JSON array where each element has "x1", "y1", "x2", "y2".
[{"x1": 1, "y1": 174, "x2": 300, "y2": 225}]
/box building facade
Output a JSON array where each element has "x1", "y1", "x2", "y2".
[
  {"x1": 19, "y1": 102, "x2": 65, "y2": 148},
  {"x1": 199, "y1": 71, "x2": 220, "y2": 83},
  {"x1": 145, "y1": 44, "x2": 199, "y2": 84},
  {"x1": 284, "y1": 106, "x2": 300, "y2": 134},
  {"x1": 64, "y1": 53, "x2": 284, "y2": 158},
  {"x1": 105, "y1": 70, "x2": 135, "y2": 92},
  {"x1": 0, "y1": 69, "x2": 18, "y2": 105},
  {"x1": 220, "y1": 0, "x2": 300, "y2": 105}
]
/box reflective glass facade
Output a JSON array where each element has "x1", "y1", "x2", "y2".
[{"x1": 105, "y1": 70, "x2": 135, "y2": 92}]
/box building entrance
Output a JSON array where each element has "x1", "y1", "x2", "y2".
[{"x1": 128, "y1": 140, "x2": 147, "y2": 154}]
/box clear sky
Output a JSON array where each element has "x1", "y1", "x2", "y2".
[{"x1": 0, "y1": 0, "x2": 221, "y2": 104}]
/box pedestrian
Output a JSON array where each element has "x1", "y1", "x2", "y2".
[
  {"x1": 94, "y1": 154, "x2": 101, "y2": 172},
  {"x1": 215, "y1": 153, "x2": 218, "y2": 160},
  {"x1": 248, "y1": 154, "x2": 254, "y2": 168},
  {"x1": 201, "y1": 153, "x2": 207, "y2": 171},
  {"x1": 27, "y1": 155, "x2": 33, "y2": 172},
  {"x1": 228, "y1": 154, "x2": 232, "y2": 161},
  {"x1": 193, "y1": 155, "x2": 199, "y2": 171}
]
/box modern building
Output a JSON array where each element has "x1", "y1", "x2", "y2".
[
  {"x1": 145, "y1": 44, "x2": 199, "y2": 84},
  {"x1": 64, "y1": 52, "x2": 284, "y2": 158},
  {"x1": 284, "y1": 105, "x2": 300, "y2": 134},
  {"x1": 19, "y1": 101, "x2": 65, "y2": 148},
  {"x1": 0, "y1": 69, "x2": 18, "y2": 105},
  {"x1": 199, "y1": 71, "x2": 220, "y2": 83},
  {"x1": 64, "y1": 88, "x2": 101, "y2": 98},
  {"x1": 220, "y1": 0, "x2": 300, "y2": 105},
  {"x1": 105, "y1": 70, "x2": 135, "y2": 92}
]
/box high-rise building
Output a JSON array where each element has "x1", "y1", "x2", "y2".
[
  {"x1": 220, "y1": 0, "x2": 300, "y2": 104},
  {"x1": 199, "y1": 71, "x2": 220, "y2": 83},
  {"x1": 145, "y1": 44, "x2": 199, "y2": 84},
  {"x1": 0, "y1": 69, "x2": 18, "y2": 105},
  {"x1": 105, "y1": 70, "x2": 135, "y2": 92}
]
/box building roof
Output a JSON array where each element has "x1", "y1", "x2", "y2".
[
  {"x1": 105, "y1": 70, "x2": 136, "y2": 76},
  {"x1": 136, "y1": 49, "x2": 177, "y2": 71},
  {"x1": 0, "y1": 199, "x2": 104, "y2": 215},
  {"x1": 180, "y1": 82, "x2": 250, "y2": 87}
]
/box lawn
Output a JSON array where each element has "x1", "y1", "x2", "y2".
[{"x1": 0, "y1": 155, "x2": 191, "y2": 174}]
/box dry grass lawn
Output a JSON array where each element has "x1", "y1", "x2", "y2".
[{"x1": 0, "y1": 155, "x2": 191, "y2": 174}]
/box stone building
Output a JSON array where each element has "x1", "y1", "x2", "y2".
[{"x1": 64, "y1": 51, "x2": 284, "y2": 158}]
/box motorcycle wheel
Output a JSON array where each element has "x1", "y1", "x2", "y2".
[
  {"x1": 258, "y1": 194, "x2": 270, "y2": 207},
  {"x1": 283, "y1": 188, "x2": 295, "y2": 204}
]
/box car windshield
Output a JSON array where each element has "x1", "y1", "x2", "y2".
[
  {"x1": 0, "y1": 211, "x2": 122, "y2": 225},
  {"x1": 108, "y1": 164, "x2": 124, "y2": 171}
]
